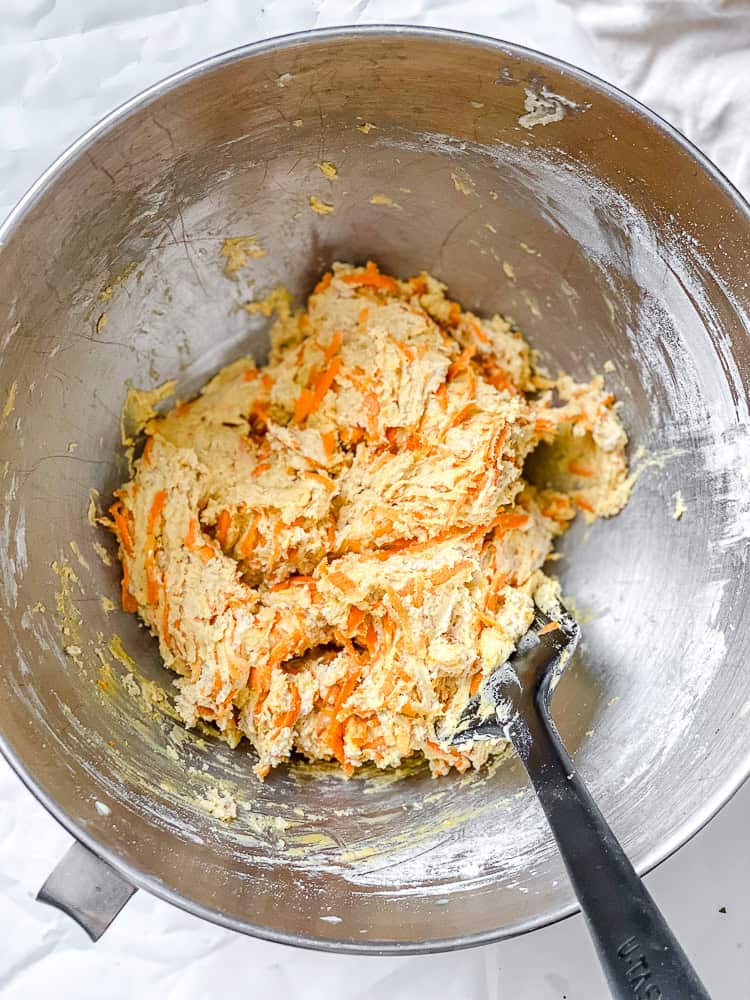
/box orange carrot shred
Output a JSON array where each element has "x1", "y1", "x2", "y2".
[
  {"x1": 121, "y1": 561, "x2": 137, "y2": 613},
  {"x1": 470, "y1": 320, "x2": 490, "y2": 345},
  {"x1": 538, "y1": 620, "x2": 561, "y2": 635},
  {"x1": 347, "y1": 606, "x2": 366, "y2": 631},
  {"x1": 341, "y1": 261, "x2": 398, "y2": 293},
  {"x1": 493, "y1": 511, "x2": 530, "y2": 535},
  {"x1": 161, "y1": 595, "x2": 170, "y2": 645},
  {"x1": 275, "y1": 686, "x2": 302, "y2": 734},
  {"x1": 447, "y1": 344, "x2": 476, "y2": 380},
  {"x1": 435, "y1": 382, "x2": 448, "y2": 412},
  {"x1": 313, "y1": 271, "x2": 333, "y2": 294},
  {"x1": 216, "y1": 509, "x2": 231, "y2": 547},
  {"x1": 568, "y1": 460, "x2": 594, "y2": 478},
  {"x1": 320, "y1": 430, "x2": 336, "y2": 456},
  {"x1": 145, "y1": 551, "x2": 160, "y2": 605},
  {"x1": 184, "y1": 517, "x2": 198, "y2": 549},
  {"x1": 110, "y1": 501, "x2": 134, "y2": 557},
  {"x1": 148, "y1": 490, "x2": 168, "y2": 535},
  {"x1": 303, "y1": 470, "x2": 336, "y2": 492},
  {"x1": 431, "y1": 560, "x2": 473, "y2": 587},
  {"x1": 324, "y1": 330, "x2": 343, "y2": 361},
  {"x1": 328, "y1": 571, "x2": 357, "y2": 595}
]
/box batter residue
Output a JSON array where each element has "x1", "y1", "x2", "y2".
[{"x1": 107, "y1": 262, "x2": 629, "y2": 778}]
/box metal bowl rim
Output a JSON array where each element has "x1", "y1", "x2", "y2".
[{"x1": 1, "y1": 23, "x2": 749, "y2": 954}]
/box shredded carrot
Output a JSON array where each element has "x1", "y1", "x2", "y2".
[
  {"x1": 324, "y1": 330, "x2": 343, "y2": 361},
  {"x1": 198, "y1": 545, "x2": 215, "y2": 563},
  {"x1": 470, "y1": 670, "x2": 483, "y2": 696},
  {"x1": 341, "y1": 261, "x2": 398, "y2": 293},
  {"x1": 425, "y1": 739, "x2": 460, "y2": 760},
  {"x1": 331, "y1": 671, "x2": 361, "y2": 720},
  {"x1": 431, "y1": 560, "x2": 473, "y2": 587},
  {"x1": 362, "y1": 737, "x2": 386, "y2": 753},
  {"x1": 216, "y1": 509, "x2": 231, "y2": 547},
  {"x1": 320, "y1": 430, "x2": 336, "y2": 456},
  {"x1": 347, "y1": 606, "x2": 366, "y2": 631},
  {"x1": 253, "y1": 461, "x2": 270, "y2": 477},
  {"x1": 161, "y1": 595, "x2": 170, "y2": 645},
  {"x1": 409, "y1": 275, "x2": 427, "y2": 295},
  {"x1": 485, "y1": 368, "x2": 518, "y2": 394},
  {"x1": 358, "y1": 306, "x2": 369, "y2": 325},
  {"x1": 121, "y1": 562, "x2": 137, "y2": 613},
  {"x1": 363, "y1": 391, "x2": 380, "y2": 437},
  {"x1": 326, "y1": 667, "x2": 362, "y2": 765},
  {"x1": 328, "y1": 571, "x2": 357, "y2": 596},
  {"x1": 109, "y1": 501, "x2": 134, "y2": 557},
  {"x1": 538, "y1": 620, "x2": 561, "y2": 635},
  {"x1": 174, "y1": 400, "x2": 192, "y2": 417},
  {"x1": 435, "y1": 382, "x2": 448, "y2": 412},
  {"x1": 261, "y1": 373, "x2": 274, "y2": 391},
  {"x1": 388, "y1": 334, "x2": 416, "y2": 361},
  {"x1": 313, "y1": 271, "x2": 333, "y2": 294},
  {"x1": 239, "y1": 515, "x2": 259, "y2": 558},
  {"x1": 270, "y1": 575, "x2": 315, "y2": 591},
  {"x1": 413, "y1": 576, "x2": 424, "y2": 610},
  {"x1": 535, "y1": 416, "x2": 557, "y2": 436},
  {"x1": 450, "y1": 402, "x2": 478, "y2": 428},
  {"x1": 145, "y1": 550, "x2": 160, "y2": 605},
  {"x1": 243, "y1": 367, "x2": 258, "y2": 381},
  {"x1": 275, "y1": 686, "x2": 302, "y2": 733},
  {"x1": 470, "y1": 320, "x2": 490, "y2": 345},
  {"x1": 250, "y1": 662, "x2": 272, "y2": 695},
  {"x1": 293, "y1": 388, "x2": 315, "y2": 424},
  {"x1": 448, "y1": 301, "x2": 461, "y2": 326},
  {"x1": 311, "y1": 355, "x2": 342, "y2": 406},
  {"x1": 142, "y1": 436, "x2": 154, "y2": 464},
  {"x1": 294, "y1": 355, "x2": 342, "y2": 423},
  {"x1": 365, "y1": 622, "x2": 377, "y2": 653},
  {"x1": 493, "y1": 511, "x2": 530, "y2": 535},
  {"x1": 184, "y1": 517, "x2": 198, "y2": 549},
  {"x1": 447, "y1": 344, "x2": 476, "y2": 380},
  {"x1": 568, "y1": 460, "x2": 594, "y2": 478},
  {"x1": 384, "y1": 585, "x2": 410, "y2": 633},
  {"x1": 148, "y1": 490, "x2": 168, "y2": 535},
  {"x1": 575, "y1": 495, "x2": 595, "y2": 513},
  {"x1": 303, "y1": 470, "x2": 336, "y2": 492},
  {"x1": 486, "y1": 570, "x2": 509, "y2": 612}
]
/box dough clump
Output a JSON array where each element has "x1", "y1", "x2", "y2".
[{"x1": 107, "y1": 262, "x2": 629, "y2": 778}]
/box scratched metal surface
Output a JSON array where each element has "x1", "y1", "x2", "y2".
[{"x1": 1, "y1": 2, "x2": 749, "y2": 998}]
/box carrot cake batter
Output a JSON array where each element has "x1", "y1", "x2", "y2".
[{"x1": 107, "y1": 262, "x2": 629, "y2": 778}]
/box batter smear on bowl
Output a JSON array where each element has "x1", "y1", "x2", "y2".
[{"x1": 107, "y1": 262, "x2": 630, "y2": 779}]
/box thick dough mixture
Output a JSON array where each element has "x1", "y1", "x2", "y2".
[{"x1": 108, "y1": 262, "x2": 629, "y2": 778}]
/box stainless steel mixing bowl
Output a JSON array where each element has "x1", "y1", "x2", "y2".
[{"x1": 1, "y1": 26, "x2": 749, "y2": 953}]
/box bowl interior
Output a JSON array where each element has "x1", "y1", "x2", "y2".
[{"x1": 1, "y1": 29, "x2": 749, "y2": 950}]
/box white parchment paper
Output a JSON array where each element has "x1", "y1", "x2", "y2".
[{"x1": 1, "y1": 2, "x2": 748, "y2": 997}]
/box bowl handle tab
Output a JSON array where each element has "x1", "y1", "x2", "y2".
[{"x1": 37, "y1": 840, "x2": 136, "y2": 941}]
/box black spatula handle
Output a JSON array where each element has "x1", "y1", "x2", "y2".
[{"x1": 511, "y1": 696, "x2": 711, "y2": 1000}]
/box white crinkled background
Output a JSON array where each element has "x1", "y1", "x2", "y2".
[{"x1": 1, "y1": 2, "x2": 748, "y2": 997}]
